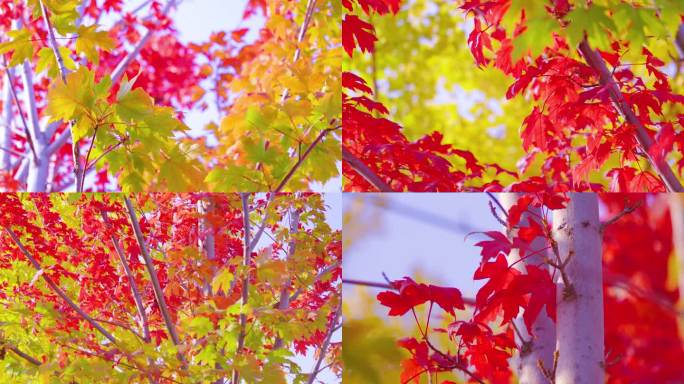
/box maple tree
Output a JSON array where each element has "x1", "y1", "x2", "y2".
[
  {"x1": 343, "y1": 193, "x2": 684, "y2": 383},
  {"x1": 0, "y1": 192, "x2": 341, "y2": 383},
  {"x1": 343, "y1": 0, "x2": 684, "y2": 192},
  {"x1": 0, "y1": 0, "x2": 340, "y2": 192}
]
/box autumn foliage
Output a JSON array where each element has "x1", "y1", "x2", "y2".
[
  {"x1": 343, "y1": 0, "x2": 684, "y2": 192},
  {"x1": 0, "y1": 0, "x2": 340, "y2": 192},
  {"x1": 372, "y1": 194, "x2": 684, "y2": 383},
  {"x1": 0, "y1": 193, "x2": 341, "y2": 383}
]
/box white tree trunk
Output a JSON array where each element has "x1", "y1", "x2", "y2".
[
  {"x1": 20, "y1": 60, "x2": 49, "y2": 192},
  {"x1": 552, "y1": 193, "x2": 604, "y2": 384},
  {"x1": 1, "y1": 68, "x2": 13, "y2": 171},
  {"x1": 500, "y1": 193, "x2": 555, "y2": 384}
]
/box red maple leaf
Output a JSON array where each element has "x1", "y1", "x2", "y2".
[
  {"x1": 342, "y1": 15, "x2": 377, "y2": 57},
  {"x1": 473, "y1": 231, "x2": 512, "y2": 262},
  {"x1": 342, "y1": 72, "x2": 373, "y2": 94}
]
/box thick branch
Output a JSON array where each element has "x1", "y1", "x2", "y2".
[
  {"x1": 342, "y1": 148, "x2": 393, "y2": 192},
  {"x1": 306, "y1": 303, "x2": 341, "y2": 384},
  {"x1": 232, "y1": 193, "x2": 252, "y2": 384},
  {"x1": 4, "y1": 227, "x2": 118, "y2": 344},
  {"x1": 578, "y1": 39, "x2": 683, "y2": 192},
  {"x1": 7, "y1": 345, "x2": 42, "y2": 366},
  {"x1": 123, "y1": 198, "x2": 182, "y2": 349},
  {"x1": 39, "y1": 1, "x2": 84, "y2": 191},
  {"x1": 100, "y1": 209, "x2": 151, "y2": 342},
  {"x1": 2, "y1": 57, "x2": 38, "y2": 163},
  {"x1": 273, "y1": 206, "x2": 300, "y2": 350}
]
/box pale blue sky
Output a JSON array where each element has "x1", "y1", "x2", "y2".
[{"x1": 343, "y1": 194, "x2": 498, "y2": 303}]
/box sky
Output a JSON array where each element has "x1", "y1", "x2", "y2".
[{"x1": 343, "y1": 193, "x2": 499, "y2": 304}]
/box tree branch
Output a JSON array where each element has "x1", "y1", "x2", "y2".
[
  {"x1": 273, "y1": 126, "x2": 338, "y2": 193},
  {"x1": 342, "y1": 148, "x2": 393, "y2": 192},
  {"x1": 100, "y1": 209, "x2": 151, "y2": 342},
  {"x1": 2, "y1": 56, "x2": 38, "y2": 163},
  {"x1": 4, "y1": 227, "x2": 118, "y2": 344},
  {"x1": 306, "y1": 303, "x2": 341, "y2": 384},
  {"x1": 1, "y1": 65, "x2": 14, "y2": 170},
  {"x1": 273, "y1": 206, "x2": 300, "y2": 350},
  {"x1": 111, "y1": 0, "x2": 177, "y2": 84},
  {"x1": 123, "y1": 197, "x2": 183, "y2": 352},
  {"x1": 7, "y1": 345, "x2": 42, "y2": 366},
  {"x1": 280, "y1": 0, "x2": 317, "y2": 102},
  {"x1": 39, "y1": 0, "x2": 84, "y2": 191},
  {"x1": 578, "y1": 39, "x2": 683, "y2": 192},
  {"x1": 232, "y1": 193, "x2": 252, "y2": 384},
  {"x1": 289, "y1": 261, "x2": 341, "y2": 303}
]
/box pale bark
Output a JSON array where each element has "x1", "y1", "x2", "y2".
[
  {"x1": 499, "y1": 193, "x2": 555, "y2": 384},
  {"x1": 552, "y1": 193, "x2": 604, "y2": 384},
  {"x1": 273, "y1": 206, "x2": 300, "y2": 350},
  {"x1": 197, "y1": 197, "x2": 216, "y2": 295},
  {"x1": 232, "y1": 193, "x2": 252, "y2": 384},
  {"x1": 1, "y1": 67, "x2": 13, "y2": 170}
]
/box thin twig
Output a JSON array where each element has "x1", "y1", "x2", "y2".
[
  {"x1": 289, "y1": 261, "x2": 341, "y2": 303},
  {"x1": 599, "y1": 200, "x2": 642, "y2": 232}
]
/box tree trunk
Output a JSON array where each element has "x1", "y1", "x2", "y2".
[
  {"x1": 198, "y1": 197, "x2": 216, "y2": 295},
  {"x1": 552, "y1": 193, "x2": 604, "y2": 384},
  {"x1": 500, "y1": 193, "x2": 555, "y2": 384},
  {"x1": 1, "y1": 68, "x2": 13, "y2": 171}
]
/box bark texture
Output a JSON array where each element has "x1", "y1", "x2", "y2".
[{"x1": 552, "y1": 193, "x2": 604, "y2": 384}]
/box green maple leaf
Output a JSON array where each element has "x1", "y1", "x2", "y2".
[
  {"x1": 512, "y1": 17, "x2": 559, "y2": 61},
  {"x1": 564, "y1": 5, "x2": 617, "y2": 50}
]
